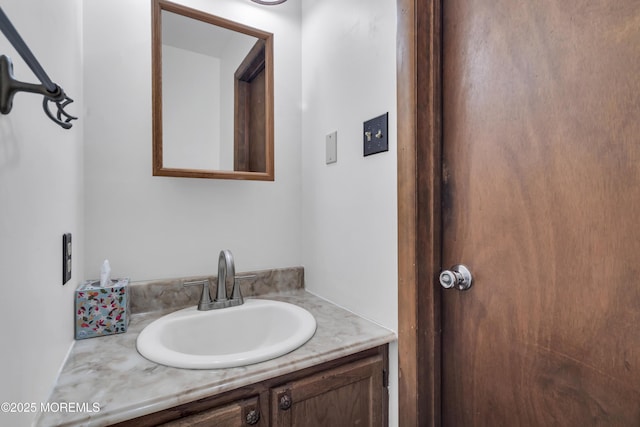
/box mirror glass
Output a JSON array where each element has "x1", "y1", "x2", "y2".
[{"x1": 152, "y1": 0, "x2": 274, "y2": 180}]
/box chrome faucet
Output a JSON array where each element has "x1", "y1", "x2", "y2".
[
  {"x1": 218, "y1": 249, "x2": 249, "y2": 306},
  {"x1": 183, "y1": 250, "x2": 247, "y2": 311}
]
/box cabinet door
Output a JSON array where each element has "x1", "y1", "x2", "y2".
[
  {"x1": 271, "y1": 355, "x2": 386, "y2": 426},
  {"x1": 160, "y1": 396, "x2": 262, "y2": 427}
]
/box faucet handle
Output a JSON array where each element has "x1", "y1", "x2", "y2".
[
  {"x1": 183, "y1": 280, "x2": 212, "y2": 308},
  {"x1": 229, "y1": 274, "x2": 255, "y2": 303}
]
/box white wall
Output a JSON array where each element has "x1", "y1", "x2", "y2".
[
  {"x1": 0, "y1": 1, "x2": 83, "y2": 426},
  {"x1": 300, "y1": 0, "x2": 398, "y2": 424},
  {"x1": 162, "y1": 45, "x2": 222, "y2": 170},
  {"x1": 83, "y1": 0, "x2": 302, "y2": 281}
]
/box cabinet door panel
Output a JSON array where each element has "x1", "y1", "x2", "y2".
[
  {"x1": 160, "y1": 396, "x2": 261, "y2": 427},
  {"x1": 271, "y1": 355, "x2": 385, "y2": 427}
]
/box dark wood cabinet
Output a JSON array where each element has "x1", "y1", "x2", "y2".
[
  {"x1": 270, "y1": 354, "x2": 385, "y2": 426},
  {"x1": 111, "y1": 345, "x2": 388, "y2": 427},
  {"x1": 160, "y1": 396, "x2": 261, "y2": 427}
]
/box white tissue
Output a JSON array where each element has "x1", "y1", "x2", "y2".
[{"x1": 100, "y1": 259, "x2": 111, "y2": 287}]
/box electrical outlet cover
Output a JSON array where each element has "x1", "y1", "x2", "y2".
[{"x1": 326, "y1": 131, "x2": 337, "y2": 164}]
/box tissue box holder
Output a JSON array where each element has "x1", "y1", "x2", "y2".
[{"x1": 75, "y1": 278, "x2": 130, "y2": 340}]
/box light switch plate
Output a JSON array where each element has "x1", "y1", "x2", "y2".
[
  {"x1": 363, "y1": 113, "x2": 389, "y2": 156},
  {"x1": 62, "y1": 233, "x2": 72, "y2": 285},
  {"x1": 326, "y1": 131, "x2": 337, "y2": 164}
]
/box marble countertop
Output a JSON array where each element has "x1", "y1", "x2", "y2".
[{"x1": 37, "y1": 290, "x2": 396, "y2": 427}]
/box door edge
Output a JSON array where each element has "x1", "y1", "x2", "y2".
[{"x1": 397, "y1": 0, "x2": 443, "y2": 425}]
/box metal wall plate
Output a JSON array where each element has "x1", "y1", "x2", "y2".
[{"x1": 363, "y1": 113, "x2": 388, "y2": 156}]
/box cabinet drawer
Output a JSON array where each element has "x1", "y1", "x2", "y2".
[{"x1": 160, "y1": 396, "x2": 261, "y2": 427}]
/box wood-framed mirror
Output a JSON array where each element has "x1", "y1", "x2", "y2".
[{"x1": 152, "y1": 0, "x2": 274, "y2": 180}]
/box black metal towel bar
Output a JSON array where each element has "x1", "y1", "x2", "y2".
[{"x1": 0, "y1": 6, "x2": 77, "y2": 129}]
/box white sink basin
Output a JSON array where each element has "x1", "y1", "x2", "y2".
[{"x1": 136, "y1": 299, "x2": 316, "y2": 369}]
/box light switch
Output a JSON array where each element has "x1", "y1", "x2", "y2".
[
  {"x1": 363, "y1": 113, "x2": 389, "y2": 156},
  {"x1": 62, "y1": 233, "x2": 72, "y2": 285},
  {"x1": 326, "y1": 131, "x2": 337, "y2": 164}
]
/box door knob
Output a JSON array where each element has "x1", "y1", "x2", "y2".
[{"x1": 439, "y1": 265, "x2": 473, "y2": 291}]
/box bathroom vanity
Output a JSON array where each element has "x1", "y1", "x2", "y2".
[
  {"x1": 36, "y1": 270, "x2": 395, "y2": 426},
  {"x1": 112, "y1": 345, "x2": 387, "y2": 426}
]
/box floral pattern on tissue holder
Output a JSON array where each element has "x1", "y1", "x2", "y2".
[{"x1": 74, "y1": 278, "x2": 130, "y2": 340}]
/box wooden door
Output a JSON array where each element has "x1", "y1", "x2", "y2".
[
  {"x1": 441, "y1": 0, "x2": 640, "y2": 425},
  {"x1": 234, "y1": 39, "x2": 267, "y2": 173}
]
